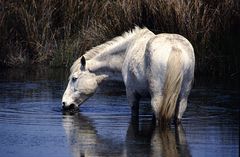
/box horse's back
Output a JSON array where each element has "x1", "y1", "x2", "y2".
[{"x1": 146, "y1": 33, "x2": 194, "y2": 69}]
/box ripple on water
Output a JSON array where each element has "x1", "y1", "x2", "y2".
[
  {"x1": 0, "y1": 70, "x2": 239, "y2": 157},
  {"x1": 0, "y1": 105, "x2": 62, "y2": 126}
]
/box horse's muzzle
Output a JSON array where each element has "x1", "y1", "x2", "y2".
[{"x1": 62, "y1": 102, "x2": 77, "y2": 110}]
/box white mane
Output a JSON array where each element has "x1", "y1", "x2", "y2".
[{"x1": 70, "y1": 26, "x2": 149, "y2": 74}]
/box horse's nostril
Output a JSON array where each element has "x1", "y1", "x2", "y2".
[
  {"x1": 69, "y1": 103, "x2": 75, "y2": 109},
  {"x1": 62, "y1": 102, "x2": 66, "y2": 108}
]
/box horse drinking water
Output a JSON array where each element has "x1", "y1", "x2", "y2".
[{"x1": 62, "y1": 27, "x2": 195, "y2": 124}]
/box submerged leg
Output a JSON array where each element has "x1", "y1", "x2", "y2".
[
  {"x1": 175, "y1": 75, "x2": 193, "y2": 124},
  {"x1": 175, "y1": 97, "x2": 188, "y2": 124},
  {"x1": 175, "y1": 81, "x2": 192, "y2": 124},
  {"x1": 126, "y1": 89, "x2": 140, "y2": 120}
]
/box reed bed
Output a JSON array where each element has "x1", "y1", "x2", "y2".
[{"x1": 0, "y1": 0, "x2": 239, "y2": 76}]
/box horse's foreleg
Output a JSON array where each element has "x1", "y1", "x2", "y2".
[{"x1": 126, "y1": 89, "x2": 140, "y2": 120}]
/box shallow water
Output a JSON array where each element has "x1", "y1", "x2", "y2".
[{"x1": 0, "y1": 68, "x2": 239, "y2": 157}]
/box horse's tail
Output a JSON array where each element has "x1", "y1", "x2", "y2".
[{"x1": 160, "y1": 47, "x2": 183, "y2": 121}]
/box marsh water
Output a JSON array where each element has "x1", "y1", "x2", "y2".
[{"x1": 0, "y1": 68, "x2": 239, "y2": 157}]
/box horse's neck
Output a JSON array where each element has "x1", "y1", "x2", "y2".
[
  {"x1": 87, "y1": 44, "x2": 128, "y2": 73},
  {"x1": 87, "y1": 34, "x2": 136, "y2": 74},
  {"x1": 70, "y1": 27, "x2": 152, "y2": 76},
  {"x1": 82, "y1": 27, "x2": 152, "y2": 79}
]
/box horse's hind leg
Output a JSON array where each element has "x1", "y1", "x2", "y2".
[
  {"x1": 175, "y1": 78, "x2": 193, "y2": 124},
  {"x1": 175, "y1": 96, "x2": 188, "y2": 124},
  {"x1": 150, "y1": 94, "x2": 163, "y2": 125}
]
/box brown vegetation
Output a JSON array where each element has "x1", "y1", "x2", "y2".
[{"x1": 0, "y1": 0, "x2": 239, "y2": 76}]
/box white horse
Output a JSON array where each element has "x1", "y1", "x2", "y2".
[{"x1": 62, "y1": 26, "x2": 195, "y2": 124}]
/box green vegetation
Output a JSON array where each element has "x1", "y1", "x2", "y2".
[{"x1": 0, "y1": 0, "x2": 239, "y2": 76}]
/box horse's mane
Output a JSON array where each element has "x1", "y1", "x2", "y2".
[{"x1": 70, "y1": 26, "x2": 149, "y2": 74}]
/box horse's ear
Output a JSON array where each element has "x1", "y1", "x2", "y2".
[{"x1": 80, "y1": 56, "x2": 86, "y2": 69}]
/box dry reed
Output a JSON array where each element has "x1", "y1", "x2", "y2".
[{"x1": 0, "y1": 0, "x2": 239, "y2": 76}]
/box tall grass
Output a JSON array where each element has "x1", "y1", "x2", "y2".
[{"x1": 0, "y1": 0, "x2": 239, "y2": 76}]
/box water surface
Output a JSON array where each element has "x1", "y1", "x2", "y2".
[{"x1": 0, "y1": 68, "x2": 239, "y2": 157}]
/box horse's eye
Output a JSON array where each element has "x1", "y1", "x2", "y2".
[{"x1": 72, "y1": 77, "x2": 77, "y2": 82}]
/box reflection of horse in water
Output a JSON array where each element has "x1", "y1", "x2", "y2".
[
  {"x1": 126, "y1": 119, "x2": 191, "y2": 157},
  {"x1": 62, "y1": 112, "x2": 98, "y2": 157},
  {"x1": 62, "y1": 112, "x2": 124, "y2": 157},
  {"x1": 152, "y1": 126, "x2": 191, "y2": 157},
  {"x1": 62, "y1": 112, "x2": 191, "y2": 157}
]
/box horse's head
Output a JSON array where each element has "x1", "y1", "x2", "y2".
[{"x1": 62, "y1": 56, "x2": 107, "y2": 110}]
